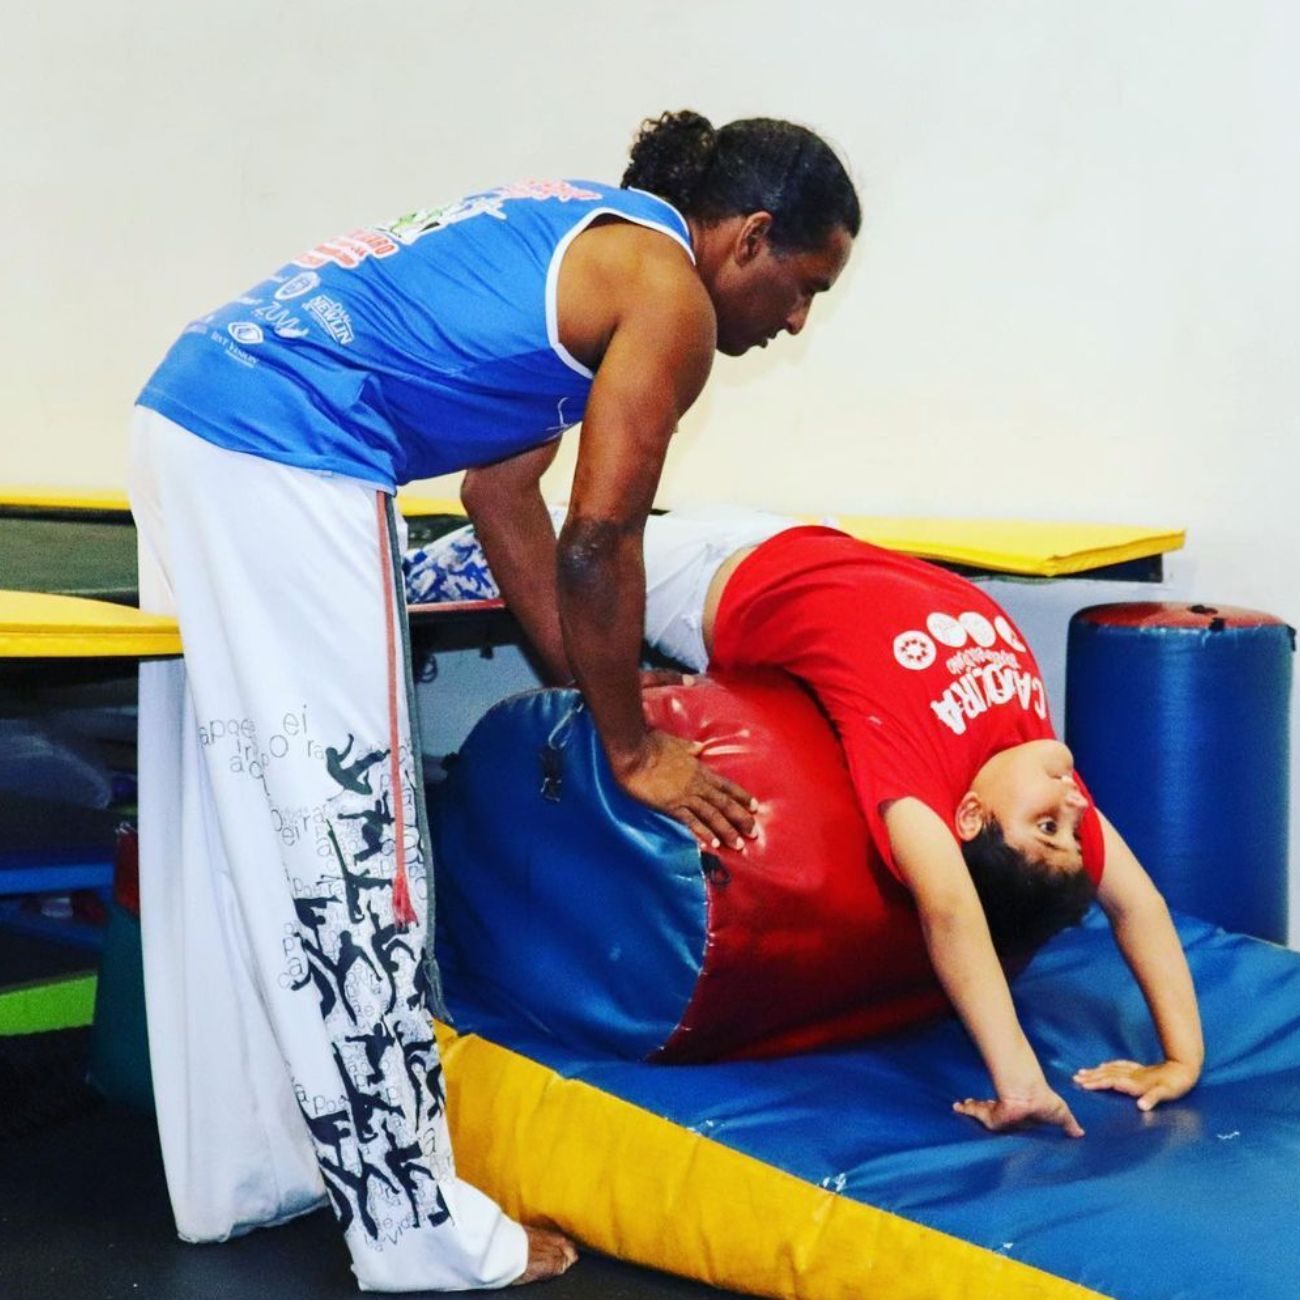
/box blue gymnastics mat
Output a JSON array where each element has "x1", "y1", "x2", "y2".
[{"x1": 441, "y1": 910, "x2": 1300, "y2": 1300}]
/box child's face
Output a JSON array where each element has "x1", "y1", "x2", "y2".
[{"x1": 971, "y1": 739, "x2": 1089, "y2": 873}]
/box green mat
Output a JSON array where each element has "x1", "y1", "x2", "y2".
[
  {"x1": 0, "y1": 972, "x2": 98, "y2": 1035},
  {"x1": 0, "y1": 509, "x2": 469, "y2": 607},
  {"x1": 0, "y1": 516, "x2": 139, "y2": 603}
]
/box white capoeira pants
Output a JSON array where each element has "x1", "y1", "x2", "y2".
[{"x1": 128, "y1": 408, "x2": 526, "y2": 1291}]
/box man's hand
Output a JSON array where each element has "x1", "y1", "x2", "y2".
[
  {"x1": 615, "y1": 730, "x2": 756, "y2": 850},
  {"x1": 954, "y1": 1081, "x2": 1085, "y2": 1137},
  {"x1": 1072, "y1": 1058, "x2": 1199, "y2": 1112}
]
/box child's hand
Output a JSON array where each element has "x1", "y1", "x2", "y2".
[
  {"x1": 1072, "y1": 1058, "x2": 1199, "y2": 1111},
  {"x1": 953, "y1": 1082, "x2": 1084, "y2": 1137}
]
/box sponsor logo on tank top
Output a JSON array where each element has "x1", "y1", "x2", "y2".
[
  {"x1": 304, "y1": 294, "x2": 355, "y2": 346},
  {"x1": 293, "y1": 227, "x2": 400, "y2": 271},
  {"x1": 227, "y1": 321, "x2": 264, "y2": 346},
  {"x1": 292, "y1": 179, "x2": 605, "y2": 268},
  {"x1": 274, "y1": 270, "x2": 321, "y2": 301}
]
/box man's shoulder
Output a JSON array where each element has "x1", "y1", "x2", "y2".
[{"x1": 573, "y1": 217, "x2": 699, "y2": 293}]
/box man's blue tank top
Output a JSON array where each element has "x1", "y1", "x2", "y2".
[{"x1": 138, "y1": 181, "x2": 693, "y2": 489}]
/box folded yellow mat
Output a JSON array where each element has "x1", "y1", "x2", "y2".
[
  {"x1": 810, "y1": 516, "x2": 1184, "y2": 578},
  {"x1": 0, "y1": 590, "x2": 181, "y2": 658}
]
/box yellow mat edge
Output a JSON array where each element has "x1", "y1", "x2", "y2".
[
  {"x1": 0, "y1": 632, "x2": 182, "y2": 657},
  {"x1": 0, "y1": 590, "x2": 182, "y2": 657},
  {"x1": 437, "y1": 1023, "x2": 1109, "y2": 1300},
  {"x1": 0, "y1": 486, "x2": 464, "y2": 519},
  {"x1": 811, "y1": 516, "x2": 1186, "y2": 577},
  {"x1": 0, "y1": 487, "x2": 133, "y2": 511}
]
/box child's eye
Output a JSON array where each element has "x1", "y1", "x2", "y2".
[{"x1": 1039, "y1": 818, "x2": 1058, "y2": 835}]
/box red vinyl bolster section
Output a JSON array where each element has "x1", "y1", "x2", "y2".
[
  {"x1": 1074, "y1": 601, "x2": 1286, "y2": 630},
  {"x1": 645, "y1": 673, "x2": 947, "y2": 1063}
]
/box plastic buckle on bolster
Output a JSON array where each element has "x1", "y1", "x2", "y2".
[
  {"x1": 701, "y1": 852, "x2": 731, "y2": 887},
  {"x1": 540, "y1": 745, "x2": 563, "y2": 802}
]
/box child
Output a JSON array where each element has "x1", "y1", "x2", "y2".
[{"x1": 407, "y1": 506, "x2": 1204, "y2": 1137}]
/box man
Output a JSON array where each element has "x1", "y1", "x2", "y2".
[
  {"x1": 408, "y1": 505, "x2": 1204, "y2": 1139},
  {"x1": 129, "y1": 113, "x2": 859, "y2": 1289}
]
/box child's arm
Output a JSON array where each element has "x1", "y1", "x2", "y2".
[
  {"x1": 1073, "y1": 812, "x2": 1203, "y2": 1110},
  {"x1": 884, "y1": 797, "x2": 1084, "y2": 1137}
]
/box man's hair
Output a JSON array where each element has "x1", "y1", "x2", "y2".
[
  {"x1": 960, "y1": 817, "x2": 1097, "y2": 958},
  {"x1": 621, "y1": 110, "x2": 861, "y2": 252}
]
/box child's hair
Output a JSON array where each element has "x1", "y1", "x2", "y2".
[{"x1": 960, "y1": 817, "x2": 1097, "y2": 957}]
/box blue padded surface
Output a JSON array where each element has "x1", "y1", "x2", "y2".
[
  {"x1": 447, "y1": 912, "x2": 1300, "y2": 1300},
  {"x1": 434, "y1": 689, "x2": 706, "y2": 1059},
  {"x1": 1068, "y1": 617, "x2": 1292, "y2": 943}
]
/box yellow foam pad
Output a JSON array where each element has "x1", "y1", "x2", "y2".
[
  {"x1": 436, "y1": 1023, "x2": 1104, "y2": 1300},
  {"x1": 393, "y1": 494, "x2": 465, "y2": 518},
  {"x1": 0, "y1": 486, "x2": 463, "y2": 519},
  {"x1": 1, "y1": 487, "x2": 1180, "y2": 577},
  {"x1": 0, "y1": 487, "x2": 133, "y2": 512},
  {"x1": 810, "y1": 516, "x2": 1184, "y2": 578},
  {"x1": 0, "y1": 590, "x2": 181, "y2": 658}
]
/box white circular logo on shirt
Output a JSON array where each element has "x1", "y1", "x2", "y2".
[
  {"x1": 994, "y1": 615, "x2": 1026, "y2": 651},
  {"x1": 894, "y1": 630, "x2": 937, "y2": 670},
  {"x1": 959, "y1": 611, "x2": 997, "y2": 648},
  {"x1": 926, "y1": 612, "x2": 968, "y2": 647},
  {"x1": 228, "y1": 322, "x2": 264, "y2": 346},
  {"x1": 275, "y1": 271, "x2": 321, "y2": 301}
]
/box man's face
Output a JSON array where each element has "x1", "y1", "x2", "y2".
[
  {"x1": 971, "y1": 739, "x2": 1089, "y2": 873},
  {"x1": 711, "y1": 220, "x2": 854, "y2": 356}
]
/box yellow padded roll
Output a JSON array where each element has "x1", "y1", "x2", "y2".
[
  {"x1": 0, "y1": 590, "x2": 181, "y2": 658},
  {"x1": 436, "y1": 1024, "x2": 1107, "y2": 1300}
]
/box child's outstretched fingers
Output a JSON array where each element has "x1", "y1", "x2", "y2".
[
  {"x1": 1073, "y1": 1059, "x2": 1198, "y2": 1110},
  {"x1": 1137, "y1": 1082, "x2": 1173, "y2": 1112},
  {"x1": 1073, "y1": 1060, "x2": 1145, "y2": 1094},
  {"x1": 953, "y1": 1091, "x2": 1084, "y2": 1138}
]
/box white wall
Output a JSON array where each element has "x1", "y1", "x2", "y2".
[{"x1": 5, "y1": 2, "x2": 1298, "y2": 935}]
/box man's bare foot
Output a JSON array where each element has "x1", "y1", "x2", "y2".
[{"x1": 511, "y1": 1226, "x2": 578, "y2": 1285}]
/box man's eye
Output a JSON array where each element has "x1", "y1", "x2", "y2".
[{"x1": 1039, "y1": 819, "x2": 1058, "y2": 835}]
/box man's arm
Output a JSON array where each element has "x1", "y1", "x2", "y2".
[
  {"x1": 556, "y1": 254, "x2": 756, "y2": 850},
  {"x1": 884, "y1": 797, "x2": 1084, "y2": 1136},
  {"x1": 1073, "y1": 812, "x2": 1203, "y2": 1109},
  {"x1": 461, "y1": 440, "x2": 571, "y2": 685}
]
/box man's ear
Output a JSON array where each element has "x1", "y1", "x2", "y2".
[
  {"x1": 734, "y1": 211, "x2": 774, "y2": 265},
  {"x1": 954, "y1": 791, "x2": 986, "y2": 843}
]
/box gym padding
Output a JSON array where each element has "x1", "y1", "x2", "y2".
[
  {"x1": 817, "y1": 516, "x2": 1184, "y2": 577},
  {"x1": 437, "y1": 911, "x2": 1300, "y2": 1300},
  {"x1": 432, "y1": 676, "x2": 1300, "y2": 1300},
  {"x1": 1068, "y1": 602, "x2": 1293, "y2": 942},
  {"x1": 434, "y1": 675, "x2": 950, "y2": 1062}
]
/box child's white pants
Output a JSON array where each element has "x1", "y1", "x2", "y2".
[{"x1": 128, "y1": 407, "x2": 526, "y2": 1291}]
